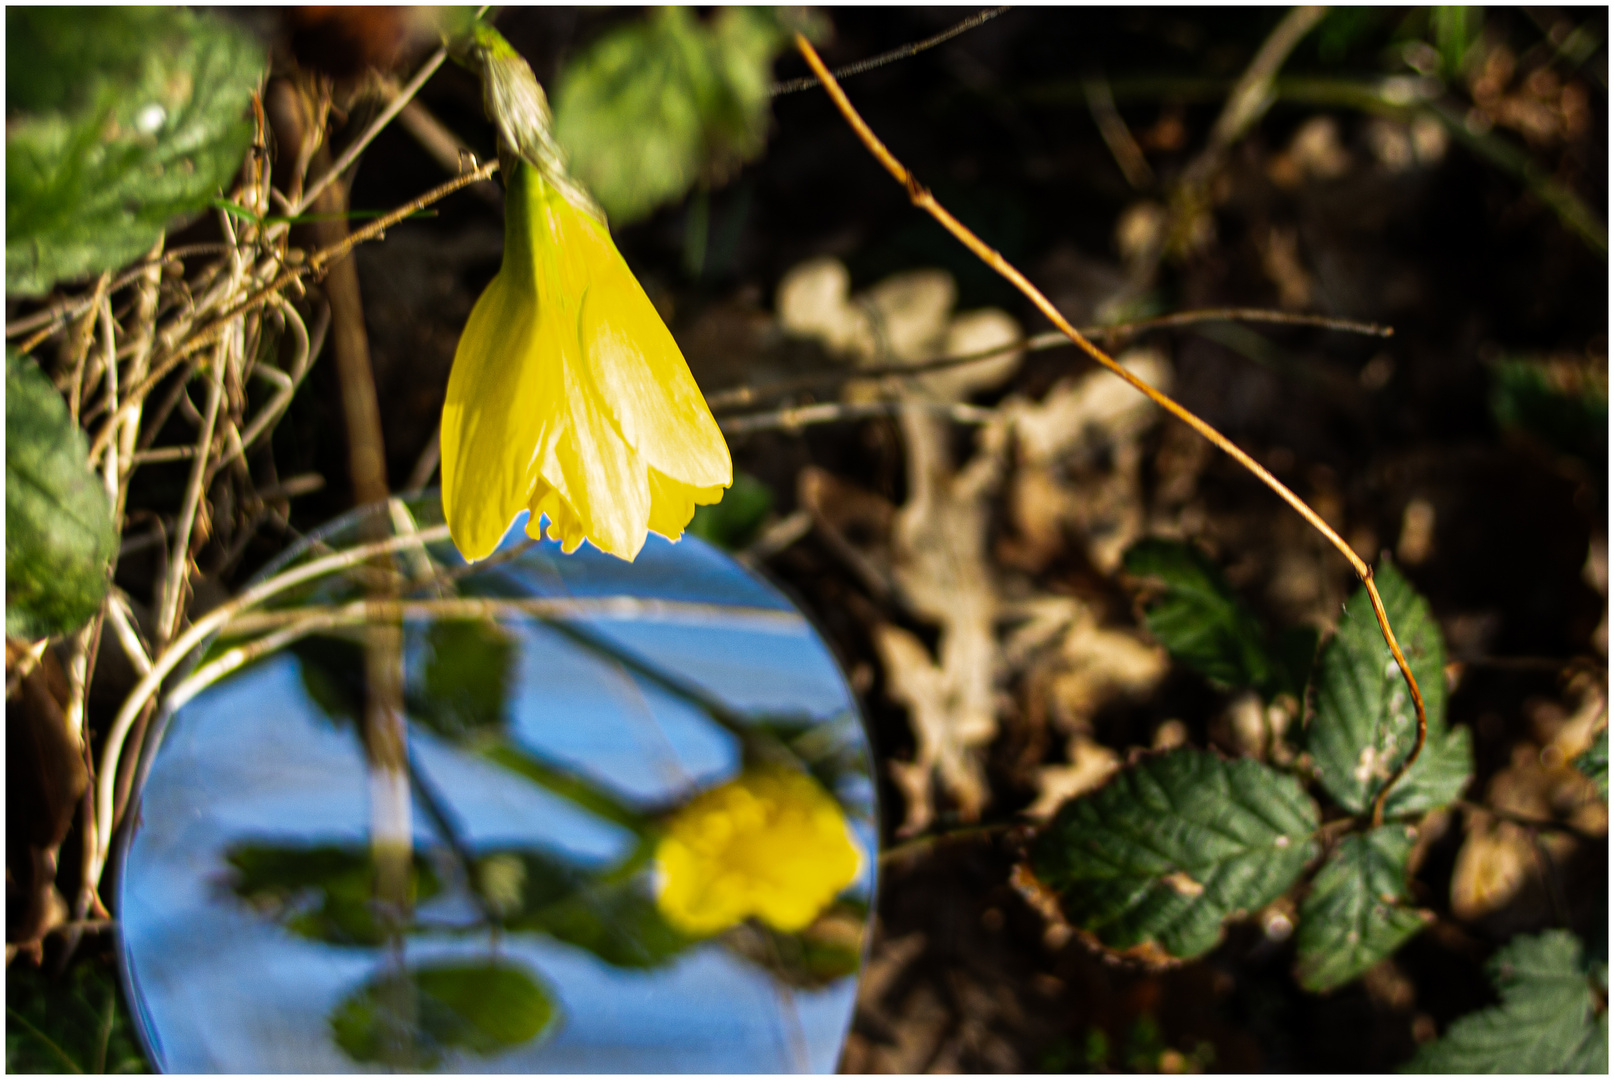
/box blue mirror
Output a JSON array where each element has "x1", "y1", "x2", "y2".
[{"x1": 116, "y1": 496, "x2": 876, "y2": 1072}]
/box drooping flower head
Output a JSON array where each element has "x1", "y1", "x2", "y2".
[
  {"x1": 443, "y1": 27, "x2": 731, "y2": 562},
  {"x1": 654, "y1": 765, "x2": 863, "y2": 936}
]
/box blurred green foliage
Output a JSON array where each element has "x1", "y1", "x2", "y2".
[
  {"x1": 1404, "y1": 931, "x2": 1608, "y2": 1073},
  {"x1": 1123, "y1": 538, "x2": 1315, "y2": 702},
  {"x1": 688, "y1": 472, "x2": 775, "y2": 551},
  {"x1": 553, "y1": 7, "x2": 824, "y2": 225},
  {"x1": 5, "y1": 7, "x2": 264, "y2": 296},
  {"x1": 6, "y1": 350, "x2": 116, "y2": 639},
  {"x1": 6, "y1": 956, "x2": 149, "y2": 1073}
]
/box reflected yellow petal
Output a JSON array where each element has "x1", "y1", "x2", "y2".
[{"x1": 654, "y1": 766, "x2": 862, "y2": 936}]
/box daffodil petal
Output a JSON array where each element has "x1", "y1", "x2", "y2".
[
  {"x1": 645, "y1": 469, "x2": 725, "y2": 541},
  {"x1": 559, "y1": 201, "x2": 731, "y2": 489},
  {"x1": 440, "y1": 269, "x2": 550, "y2": 562},
  {"x1": 530, "y1": 332, "x2": 652, "y2": 561}
]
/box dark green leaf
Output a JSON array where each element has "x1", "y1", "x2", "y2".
[
  {"x1": 1489, "y1": 357, "x2": 1607, "y2": 481},
  {"x1": 6, "y1": 955, "x2": 150, "y2": 1073},
  {"x1": 225, "y1": 843, "x2": 440, "y2": 947},
  {"x1": 1030, "y1": 747, "x2": 1319, "y2": 959},
  {"x1": 1273, "y1": 624, "x2": 1320, "y2": 702},
  {"x1": 6, "y1": 350, "x2": 115, "y2": 639},
  {"x1": 407, "y1": 620, "x2": 515, "y2": 741},
  {"x1": 553, "y1": 8, "x2": 807, "y2": 224},
  {"x1": 1122, "y1": 539, "x2": 1279, "y2": 696},
  {"x1": 1295, "y1": 826, "x2": 1427, "y2": 991},
  {"x1": 1403, "y1": 930, "x2": 1608, "y2": 1073},
  {"x1": 6, "y1": 7, "x2": 264, "y2": 295},
  {"x1": 330, "y1": 959, "x2": 557, "y2": 1069},
  {"x1": 688, "y1": 471, "x2": 774, "y2": 551},
  {"x1": 1574, "y1": 728, "x2": 1607, "y2": 800},
  {"x1": 1306, "y1": 560, "x2": 1469, "y2": 816}
]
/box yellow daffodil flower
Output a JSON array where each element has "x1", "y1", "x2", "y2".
[
  {"x1": 443, "y1": 27, "x2": 731, "y2": 562},
  {"x1": 654, "y1": 766, "x2": 863, "y2": 936}
]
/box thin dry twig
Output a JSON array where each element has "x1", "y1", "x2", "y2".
[
  {"x1": 721, "y1": 399, "x2": 995, "y2": 435},
  {"x1": 707, "y1": 308, "x2": 1392, "y2": 411},
  {"x1": 288, "y1": 46, "x2": 449, "y2": 219},
  {"x1": 772, "y1": 8, "x2": 1010, "y2": 95},
  {"x1": 795, "y1": 33, "x2": 1429, "y2": 826}
]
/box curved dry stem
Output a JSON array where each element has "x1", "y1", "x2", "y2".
[
  {"x1": 89, "y1": 524, "x2": 452, "y2": 890},
  {"x1": 794, "y1": 34, "x2": 1429, "y2": 823}
]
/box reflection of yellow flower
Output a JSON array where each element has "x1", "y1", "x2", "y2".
[
  {"x1": 440, "y1": 158, "x2": 731, "y2": 562},
  {"x1": 655, "y1": 766, "x2": 862, "y2": 936}
]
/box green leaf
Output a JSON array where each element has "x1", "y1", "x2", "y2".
[
  {"x1": 6, "y1": 955, "x2": 150, "y2": 1073},
  {"x1": 688, "y1": 472, "x2": 774, "y2": 551},
  {"x1": 329, "y1": 959, "x2": 557, "y2": 1070},
  {"x1": 407, "y1": 620, "x2": 515, "y2": 741},
  {"x1": 1030, "y1": 747, "x2": 1319, "y2": 959},
  {"x1": 553, "y1": 7, "x2": 803, "y2": 224},
  {"x1": 1306, "y1": 560, "x2": 1470, "y2": 816},
  {"x1": 1122, "y1": 539, "x2": 1282, "y2": 697},
  {"x1": 5, "y1": 350, "x2": 115, "y2": 639},
  {"x1": 6, "y1": 7, "x2": 264, "y2": 296},
  {"x1": 1295, "y1": 826, "x2": 1428, "y2": 991},
  {"x1": 1573, "y1": 728, "x2": 1607, "y2": 800},
  {"x1": 1403, "y1": 930, "x2": 1608, "y2": 1073},
  {"x1": 225, "y1": 843, "x2": 441, "y2": 947}
]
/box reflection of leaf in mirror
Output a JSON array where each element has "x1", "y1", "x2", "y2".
[
  {"x1": 289, "y1": 635, "x2": 368, "y2": 728},
  {"x1": 225, "y1": 843, "x2": 440, "y2": 946},
  {"x1": 479, "y1": 849, "x2": 691, "y2": 969},
  {"x1": 329, "y1": 959, "x2": 558, "y2": 1070},
  {"x1": 407, "y1": 620, "x2": 515, "y2": 741}
]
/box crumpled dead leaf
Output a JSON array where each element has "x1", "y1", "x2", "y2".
[
  {"x1": 778, "y1": 258, "x2": 1028, "y2": 834},
  {"x1": 1000, "y1": 348, "x2": 1174, "y2": 574}
]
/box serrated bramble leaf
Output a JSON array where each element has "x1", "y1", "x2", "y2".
[
  {"x1": 1123, "y1": 539, "x2": 1279, "y2": 694},
  {"x1": 552, "y1": 8, "x2": 809, "y2": 225},
  {"x1": 6, "y1": 7, "x2": 265, "y2": 295},
  {"x1": 1306, "y1": 560, "x2": 1469, "y2": 816},
  {"x1": 1296, "y1": 826, "x2": 1427, "y2": 991},
  {"x1": 1030, "y1": 747, "x2": 1318, "y2": 959},
  {"x1": 1403, "y1": 930, "x2": 1608, "y2": 1073},
  {"x1": 1574, "y1": 728, "x2": 1608, "y2": 800},
  {"x1": 5, "y1": 350, "x2": 116, "y2": 639}
]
